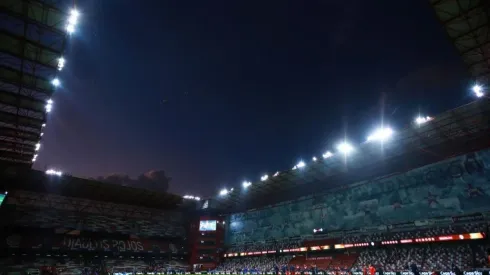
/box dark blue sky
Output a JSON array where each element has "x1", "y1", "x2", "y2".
[{"x1": 36, "y1": 0, "x2": 473, "y2": 196}]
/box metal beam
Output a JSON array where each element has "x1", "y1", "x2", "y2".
[{"x1": 0, "y1": 109, "x2": 44, "y2": 130}]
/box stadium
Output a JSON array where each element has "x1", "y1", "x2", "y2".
[{"x1": 0, "y1": 0, "x2": 490, "y2": 275}]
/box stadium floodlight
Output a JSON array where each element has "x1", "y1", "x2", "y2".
[
  {"x1": 183, "y1": 195, "x2": 201, "y2": 201},
  {"x1": 70, "y1": 9, "x2": 80, "y2": 18},
  {"x1": 273, "y1": 171, "x2": 279, "y2": 177},
  {"x1": 35, "y1": 143, "x2": 41, "y2": 151},
  {"x1": 68, "y1": 9, "x2": 79, "y2": 24},
  {"x1": 46, "y1": 169, "x2": 63, "y2": 176},
  {"x1": 337, "y1": 141, "x2": 354, "y2": 155},
  {"x1": 473, "y1": 84, "x2": 484, "y2": 98},
  {"x1": 292, "y1": 165, "x2": 297, "y2": 170},
  {"x1": 42, "y1": 123, "x2": 46, "y2": 127},
  {"x1": 40, "y1": 133, "x2": 44, "y2": 136},
  {"x1": 297, "y1": 161, "x2": 306, "y2": 168},
  {"x1": 415, "y1": 116, "x2": 432, "y2": 125},
  {"x1": 367, "y1": 127, "x2": 394, "y2": 143},
  {"x1": 57, "y1": 57, "x2": 65, "y2": 71},
  {"x1": 242, "y1": 181, "x2": 252, "y2": 188},
  {"x1": 219, "y1": 188, "x2": 229, "y2": 196},
  {"x1": 66, "y1": 9, "x2": 80, "y2": 34},
  {"x1": 32, "y1": 154, "x2": 38, "y2": 162},
  {"x1": 66, "y1": 24, "x2": 75, "y2": 34},
  {"x1": 45, "y1": 99, "x2": 53, "y2": 113},
  {"x1": 261, "y1": 174, "x2": 268, "y2": 181},
  {"x1": 322, "y1": 151, "x2": 333, "y2": 159},
  {"x1": 312, "y1": 156, "x2": 317, "y2": 162},
  {"x1": 51, "y1": 78, "x2": 60, "y2": 87}
]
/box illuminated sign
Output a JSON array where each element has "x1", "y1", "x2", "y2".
[
  {"x1": 415, "y1": 237, "x2": 435, "y2": 243},
  {"x1": 199, "y1": 220, "x2": 217, "y2": 231},
  {"x1": 232, "y1": 233, "x2": 485, "y2": 257}
]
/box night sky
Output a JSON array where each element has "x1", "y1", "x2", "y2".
[{"x1": 35, "y1": 0, "x2": 474, "y2": 196}]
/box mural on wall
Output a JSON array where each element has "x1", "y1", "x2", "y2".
[{"x1": 227, "y1": 150, "x2": 490, "y2": 244}]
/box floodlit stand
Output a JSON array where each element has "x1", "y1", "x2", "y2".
[
  {"x1": 215, "y1": 99, "x2": 490, "y2": 211},
  {"x1": 0, "y1": 0, "x2": 73, "y2": 167}
]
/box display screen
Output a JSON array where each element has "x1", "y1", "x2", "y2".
[
  {"x1": 199, "y1": 220, "x2": 217, "y2": 231},
  {"x1": 0, "y1": 194, "x2": 5, "y2": 207}
]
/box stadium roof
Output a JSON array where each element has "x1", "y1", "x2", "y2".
[
  {"x1": 0, "y1": 0, "x2": 76, "y2": 167},
  {"x1": 0, "y1": 167, "x2": 185, "y2": 210},
  {"x1": 213, "y1": 99, "x2": 490, "y2": 212},
  {"x1": 430, "y1": 0, "x2": 490, "y2": 84}
]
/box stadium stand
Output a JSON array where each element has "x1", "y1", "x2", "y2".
[
  {"x1": 3, "y1": 131, "x2": 490, "y2": 275},
  {"x1": 219, "y1": 242, "x2": 490, "y2": 273},
  {"x1": 0, "y1": 170, "x2": 192, "y2": 274},
  {"x1": 340, "y1": 222, "x2": 488, "y2": 244},
  {"x1": 1, "y1": 1, "x2": 489, "y2": 273},
  {"x1": 0, "y1": 257, "x2": 188, "y2": 274},
  {"x1": 216, "y1": 256, "x2": 292, "y2": 273},
  {"x1": 226, "y1": 149, "x2": 490, "y2": 244}
]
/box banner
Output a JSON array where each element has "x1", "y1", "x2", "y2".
[
  {"x1": 427, "y1": 216, "x2": 453, "y2": 225},
  {"x1": 452, "y1": 213, "x2": 484, "y2": 223},
  {"x1": 306, "y1": 256, "x2": 332, "y2": 260},
  {"x1": 61, "y1": 236, "x2": 145, "y2": 252},
  {"x1": 4, "y1": 234, "x2": 170, "y2": 253},
  {"x1": 344, "y1": 228, "x2": 364, "y2": 234},
  {"x1": 388, "y1": 221, "x2": 415, "y2": 230},
  {"x1": 363, "y1": 225, "x2": 387, "y2": 232}
]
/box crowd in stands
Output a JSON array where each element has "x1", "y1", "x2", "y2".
[
  {"x1": 342, "y1": 222, "x2": 487, "y2": 244},
  {"x1": 0, "y1": 257, "x2": 189, "y2": 275},
  {"x1": 218, "y1": 242, "x2": 489, "y2": 273},
  {"x1": 2, "y1": 218, "x2": 489, "y2": 275},
  {"x1": 352, "y1": 245, "x2": 474, "y2": 271},
  {"x1": 219, "y1": 221, "x2": 490, "y2": 273},
  {"x1": 476, "y1": 245, "x2": 490, "y2": 267},
  {"x1": 215, "y1": 256, "x2": 292, "y2": 273},
  {"x1": 227, "y1": 222, "x2": 488, "y2": 255}
]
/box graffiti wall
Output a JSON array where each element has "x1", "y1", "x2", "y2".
[{"x1": 227, "y1": 149, "x2": 490, "y2": 244}]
